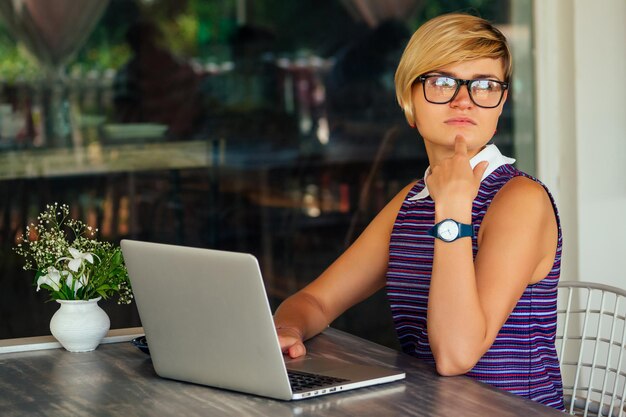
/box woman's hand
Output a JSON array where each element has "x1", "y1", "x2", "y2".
[
  {"x1": 427, "y1": 135, "x2": 489, "y2": 214},
  {"x1": 277, "y1": 326, "x2": 307, "y2": 358}
]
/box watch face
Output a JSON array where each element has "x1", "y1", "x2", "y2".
[{"x1": 438, "y1": 220, "x2": 459, "y2": 242}]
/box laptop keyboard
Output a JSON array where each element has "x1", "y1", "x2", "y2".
[{"x1": 288, "y1": 370, "x2": 349, "y2": 393}]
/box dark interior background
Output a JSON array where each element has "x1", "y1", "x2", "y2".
[{"x1": 0, "y1": 0, "x2": 522, "y2": 349}]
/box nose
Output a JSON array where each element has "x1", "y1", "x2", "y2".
[{"x1": 450, "y1": 84, "x2": 473, "y2": 109}]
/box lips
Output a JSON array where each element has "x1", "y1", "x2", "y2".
[{"x1": 444, "y1": 117, "x2": 477, "y2": 126}]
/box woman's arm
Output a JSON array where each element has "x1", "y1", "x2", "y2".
[
  {"x1": 426, "y1": 138, "x2": 558, "y2": 375},
  {"x1": 273, "y1": 182, "x2": 415, "y2": 358}
]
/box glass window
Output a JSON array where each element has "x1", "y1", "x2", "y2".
[{"x1": 0, "y1": 0, "x2": 534, "y2": 346}]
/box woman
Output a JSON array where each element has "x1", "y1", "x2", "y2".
[{"x1": 273, "y1": 13, "x2": 564, "y2": 410}]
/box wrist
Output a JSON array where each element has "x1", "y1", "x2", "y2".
[{"x1": 434, "y1": 201, "x2": 473, "y2": 223}]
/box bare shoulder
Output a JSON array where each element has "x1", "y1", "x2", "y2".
[
  {"x1": 491, "y1": 176, "x2": 552, "y2": 217},
  {"x1": 479, "y1": 176, "x2": 558, "y2": 284},
  {"x1": 381, "y1": 181, "x2": 419, "y2": 214},
  {"x1": 479, "y1": 175, "x2": 556, "y2": 241},
  {"x1": 397, "y1": 180, "x2": 420, "y2": 201},
  {"x1": 358, "y1": 180, "x2": 419, "y2": 240},
  {"x1": 354, "y1": 180, "x2": 418, "y2": 238}
]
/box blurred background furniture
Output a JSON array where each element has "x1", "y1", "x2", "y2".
[
  {"x1": 0, "y1": 0, "x2": 531, "y2": 345},
  {"x1": 557, "y1": 281, "x2": 626, "y2": 416}
]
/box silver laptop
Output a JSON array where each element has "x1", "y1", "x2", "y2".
[{"x1": 121, "y1": 239, "x2": 405, "y2": 401}]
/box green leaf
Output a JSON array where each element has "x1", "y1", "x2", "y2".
[{"x1": 96, "y1": 289, "x2": 110, "y2": 299}]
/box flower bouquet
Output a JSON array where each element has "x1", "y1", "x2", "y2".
[
  {"x1": 14, "y1": 203, "x2": 132, "y2": 304},
  {"x1": 14, "y1": 203, "x2": 133, "y2": 351}
]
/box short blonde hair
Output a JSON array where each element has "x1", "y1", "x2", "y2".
[{"x1": 394, "y1": 13, "x2": 512, "y2": 125}]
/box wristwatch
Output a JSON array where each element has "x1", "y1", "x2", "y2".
[{"x1": 427, "y1": 219, "x2": 474, "y2": 242}]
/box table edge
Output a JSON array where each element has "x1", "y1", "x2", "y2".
[{"x1": 0, "y1": 327, "x2": 144, "y2": 354}]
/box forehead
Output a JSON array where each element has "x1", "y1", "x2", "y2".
[{"x1": 433, "y1": 58, "x2": 505, "y2": 80}]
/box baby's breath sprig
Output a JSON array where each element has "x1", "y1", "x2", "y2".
[{"x1": 13, "y1": 203, "x2": 133, "y2": 304}]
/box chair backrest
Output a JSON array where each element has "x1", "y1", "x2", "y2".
[{"x1": 557, "y1": 281, "x2": 626, "y2": 416}]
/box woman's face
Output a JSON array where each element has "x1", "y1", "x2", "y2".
[{"x1": 411, "y1": 58, "x2": 508, "y2": 157}]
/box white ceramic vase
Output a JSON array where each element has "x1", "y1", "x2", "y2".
[{"x1": 49, "y1": 297, "x2": 110, "y2": 352}]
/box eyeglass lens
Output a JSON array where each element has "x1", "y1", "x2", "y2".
[{"x1": 424, "y1": 76, "x2": 505, "y2": 108}]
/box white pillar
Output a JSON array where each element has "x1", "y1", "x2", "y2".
[{"x1": 534, "y1": 0, "x2": 626, "y2": 288}]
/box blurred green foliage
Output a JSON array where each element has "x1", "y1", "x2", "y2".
[
  {"x1": 0, "y1": 0, "x2": 506, "y2": 82},
  {"x1": 0, "y1": 29, "x2": 40, "y2": 82}
]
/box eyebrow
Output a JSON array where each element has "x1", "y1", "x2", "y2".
[{"x1": 431, "y1": 70, "x2": 503, "y2": 81}]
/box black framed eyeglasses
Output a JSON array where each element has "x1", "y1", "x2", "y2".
[{"x1": 416, "y1": 75, "x2": 509, "y2": 109}]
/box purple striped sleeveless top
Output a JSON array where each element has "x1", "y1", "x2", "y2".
[{"x1": 386, "y1": 164, "x2": 565, "y2": 410}]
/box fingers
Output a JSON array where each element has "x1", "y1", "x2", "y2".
[
  {"x1": 454, "y1": 135, "x2": 467, "y2": 156},
  {"x1": 277, "y1": 328, "x2": 306, "y2": 358},
  {"x1": 287, "y1": 342, "x2": 307, "y2": 358},
  {"x1": 279, "y1": 337, "x2": 306, "y2": 358}
]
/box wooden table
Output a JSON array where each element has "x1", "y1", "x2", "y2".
[{"x1": 0, "y1": 328, "x2": 565, "y2": 417}]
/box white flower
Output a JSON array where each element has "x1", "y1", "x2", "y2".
[
  {"x1": 64, "y1": 272, "x2": 88, "y2": 295},
  {"x1": 36, "y1": 267, "x2": 62, "y2": 291},
  {"x1": 60, "y1": 247, "x2": 95, "y2": 272}
]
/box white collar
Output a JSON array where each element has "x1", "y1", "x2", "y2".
[{"x1": 408, "y1": 144, "x2": 515, "y2": 201}]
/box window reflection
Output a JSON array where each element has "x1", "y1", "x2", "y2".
[{"x1": 0, "y1": 0, "x2": 533, "y2": 345}]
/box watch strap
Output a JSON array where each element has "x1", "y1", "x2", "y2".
[
  {"x1": 458, "y1": 222, "x2": 474, "y2": 239},
  {"x1": 427, "y1": 219, "x2": 474, "y2": 241}
]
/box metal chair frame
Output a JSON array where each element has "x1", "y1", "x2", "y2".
[{"x1": 557, "y1": 281, "x2": 626, "y2": 417}]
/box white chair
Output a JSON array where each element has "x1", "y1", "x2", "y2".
[{"x1": 557, "y1": 281, "x2": 626, "y2": 416}]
